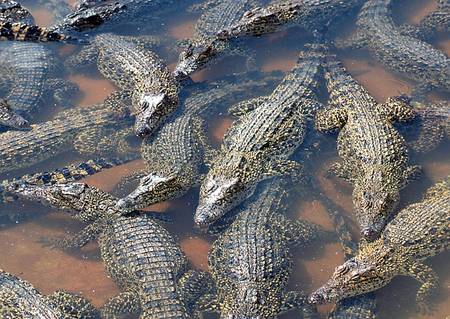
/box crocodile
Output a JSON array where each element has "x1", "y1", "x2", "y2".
[
  {"x1": 216, "y1": 0, "x2": 364, "y2": 39},
  {"x1": 0, "y1": 98, "x2": 29, "y2": 130},
  {"x1": 115, "y1": 74, "x2": 281, "y2": 213},
  {"x1": 200, "y1": 179, "x2": 326, "y2": 318},
  {"x1": 173, "y1": 0, "x2": 260, "y2": 81},
  {"x1": 336, "y1": 0, "x2": 450, "y2": 95},
  {"x1": 0, "y1": 91, "x2": 134, "y2": 176},
  {"x1": 309, "y1": 175, "x2": 450, "y2": 313},
  {"x1": 50, "y1": 0, "x2": 185, "y2": 34},
  {"x1": 9, "y1": 182, "x2": 214, "y2": 319},
  {"x1": 404, "y1": 0, "x2": 450, "y2": 40},
  {"x1": 67, "y1": 33, "x2": 178, "y2": 137},
  {"x1": 0, "y1": 156, "x2": 138, "y2": 223},
  {"x1": 315, "y1": 54, "x2": 419, "y2": 240},
  {"x1": 0, "y1": 0, "x2": 34, "y2": 24},
  {"x1": 0, "y1": 41, "x2": 79, "y2": 123},
  {"x1": 194, "y1": 40, "x2": 326, "y2": 227},
  {"x1": 0, "y1": 269, "x2": 99, "y2": 318}
]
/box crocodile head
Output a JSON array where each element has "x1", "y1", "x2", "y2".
[
  {"x1": 309, "y1": 243, "x2": 393, "y2": 304},
  {"x1": 352, "y1": 168, "x2": 400, "y2": 240},
  {"x1": 195, "y1": 152, "x2": 258, "y2": 227},
  {"x1": 7, "y1": 182, "x2": 88, "y2": 211},
  {"x1": 0, "y1": 99, "x2": 30, "y2": 130},
  {"x1": 116, "y1": 173, "x2": 180, "y2": 212},
  {"x1": 134, "y1": 93, "x2": 172, "y2": 137},
  {"x1": 173, "y1": 41, "x2": 219, "y2": 81}
]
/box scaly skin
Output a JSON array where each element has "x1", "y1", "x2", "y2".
[
  {"x1": 194, "y1": 41, "x2": 325, "y2": 227},
  {"x1": 315, "y1": 54, "x2": 419, "y2": 240},
  {"x1": 414, "y1": 0, "x2": 449, "y2": 39},
  {"x1": 76, "y1": 33, "x2": 178, "y2": 137},
  {"x1": 217, "y1": 0, "x2": 364, "y2": 38},
  {"x1": 0, "y1": 0, "x2": 34, "y2": 24},
  {"x1": 174, "y1": 0, "x2": 259, "y2": 81},
  {"x1": 9, "y1": 183, "x2": 210, "y2": 319},
  {"x1": 0, "y1": 269, "x2": 99, "y2": 318},
  {"x1": 310, "y1": 176, "x2": 450, "y2": 313},
  {"x1": 0, "y1": 41, "x2": 79, "y2": 122},
  {"x1": 0, "y1": 98, "x2": 28, "y2": 130},
  {"x1": 339, "y1": 0, "x2": 450, "y2": 94},
  {"x1": 0, "y1": 91, "x2": 133, "y2": 176},
  {"x1": 205, "y1": 179, "x2": 323, "y2": 318},
  {"x1": 115, "y1": 74, "x2": 280, "y2": 213}
]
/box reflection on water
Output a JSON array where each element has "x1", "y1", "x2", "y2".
[{"x1": 0, "y1": 0, "x2": 449, "y2": 318}]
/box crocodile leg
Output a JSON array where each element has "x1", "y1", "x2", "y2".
[
  {"x1": 45, "y1": 78, "x2": 80, "y2": 107},
  {"x1": 46, "y1": 290, "x2": 99, "y2": 318},
  {"x1": 400, "y1": 165, "x2": 422, "y2": 188},
  {"x1": 262, "y1": 159, "x2": 303, "y2": 180},
  {"x1": 402, "y1": 261, "x2": 439, "y2": 313},
  {"x1": 334, "y1": 30, "x2": 369, "y2": 50},
  {"x1": 380, "y1": 96, "x2": 415, "y2": 123},
  {"x1": 178, "y1": 270, "x2": 216, "y2": 315},
  {"x1": 101, "y1": 290, "x2": 140, "y2": 318},
  {"x1": 228, "y1": 96, "x2": 269, "y2": 117},
  {"x1": 280, "y1": 291, "x2": 318, "y2": 318},
  {"x1": 326, "y1": 161, "x2": 355, "y2": 183},
  {"x1": 272, "y1": 213, "x2": 331, "y2": 246},
  {"x1": 315, "y1": 108, "x2": 348, "y2": 132},
  {"x1": 39, "y1": 221, "x2": 103, "y2": 249}
]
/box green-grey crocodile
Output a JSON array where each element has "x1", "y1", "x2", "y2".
[
  {"x1": 0, "y1": 156, "x2": 137, "y2": 223},
  {"x1": 0, "y1": 91, "x2": 133, "y2": 176},
  {"x1": 315, "y1": 54, "x2": 419, "y2": 240},
  {"x1": 173, "y1": 0, "x2": 260, "y2": 81},
  {"x1": 200, "y1": 179, "x2": 327, "y2": 318},
  {"x1": 194, "y1": 40, "x2": 325, "y2": 227},
  {"x1": 337, "y1": 0, "x2": 450, "y2": 95},
  {"x1": 10, "y1": 182, "x2": 213, "y2": 319},
  {"x1": 216, "y1": 0, "x2": 364, "y2": 38},
  {"x1": 309, "y1": 175, "x2": 450, "y2": 313},
  {"x1": 68, "y1": 33, "x2": 178, "y2": 137},
  {"x1": 115, "y1": 74, "x2": 280, "y2": 213},
  {"x1": 0, "y1": 41, "x2": 79, "y2": 124},
  {"x1": 0, "y1": 269, "x2": 99, "y2": 318}
]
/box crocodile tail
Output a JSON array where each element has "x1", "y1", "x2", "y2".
[{"x1": 0, "y1": 22, "x2": 85, "y2": 43}]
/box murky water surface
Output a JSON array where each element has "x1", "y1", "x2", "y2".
[{"x1": 0, "y1": 0, "x2": 448, "y2": 318}]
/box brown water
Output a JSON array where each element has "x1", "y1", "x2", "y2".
[{"x1": 0, "y1": 1, "x2": 449, "y2": 318}]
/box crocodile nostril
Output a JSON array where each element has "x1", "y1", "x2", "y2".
[{"x1": 361, "y1": 227, "x2": 378, "y2": 241}]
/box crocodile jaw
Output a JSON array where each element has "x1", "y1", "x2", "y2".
[{"x1": 134, "y1": 93, "x2": 167, "y2": 137}]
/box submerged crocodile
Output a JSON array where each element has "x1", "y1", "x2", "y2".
[
  {"x1": 315, "y1": 54, "x2": 419, "y2": 240},
  {"x1": 10, "y1": 182, "x2": 213, "y2": 319},
  {"x1": 310, "y1": 175, "x2": 450, "y2": 313},
  {"x1": 216, "y1": 0, "x2": 363, "y2": 38},
  {"x1": 68, "y1": 33, "x2": 178, "y2": 137},
  {"x1": 50, "y1": 0, "x2": 184, "y2": 34},
  {"x1": 0, "y1": 269, "x2": 99, "y2": 318},
  {"x1": 202, "y1": 179, "x2": 327, "y2": 318},
  {"x1": 116, "y1": 74, "x2": 280, "y2": 212},
  {"x1": 173, "y1": 0, "x2": 259, "y2": 81},
  {"x1": 0, "y1": 91, "x2": 133, "y2": 176},
  {"x1": 194, "y1": 41, "x2": 325, "y2": 227},
  {"x1": 337, "y1": 0, "x2": 450, "y2": 95},
  {"x1": 0, "y1": 41, "x2": 79, "y2": 124},
  {"x1": 0, "y1": 156, "x2": 137, "y2": 224}
]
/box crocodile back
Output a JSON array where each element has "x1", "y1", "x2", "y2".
[
  {"x1": 383, "y1": 180, "x2": 450, "y2": 260},
  {"x1": 100, "y1": 214, "x2": 189, "y2": 318},
  {"x1": 0, "y1": 42, "x2": 52, "y2": 116},
  {"x1": 0, "y1": 101, "x2": 128, "y2": 175},
  {"x1": 358, "y1": 0, "x2": 450, "y2": 89},
  {"x1": 0, "y1": 269, "x2": 63, "y2": 318},
  {"x1": 224, "y1": 43, "x2": 325, "y2": 154}
]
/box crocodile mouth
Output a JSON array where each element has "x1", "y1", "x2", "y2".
[
  {"x1": 194, "y1": 204, "x2": 225, "y2": 227},
  {"x1": 308, "y1": 285, "x2": 340, "y2": 304}
]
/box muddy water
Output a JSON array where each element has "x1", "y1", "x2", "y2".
[{"x1": 0, "y1": 1, "x2": 449, "y2": 318}]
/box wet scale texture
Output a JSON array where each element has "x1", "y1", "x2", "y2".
[{"x1": 0, "y1": 0, "x2": 449, "y2": 318}]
